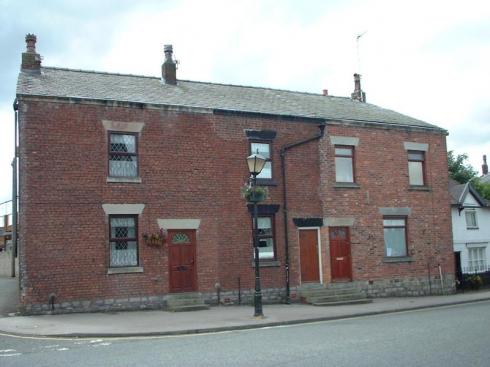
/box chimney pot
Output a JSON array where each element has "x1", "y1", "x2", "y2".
[
  {"x1": 483, "y1": 154, "x2": 488, "y2": 175},
  {"x1": 322, "y1": 89, "x2": 328, "y2": 96},
  {"x1": 162, "y1": 44, "x2": 177, "y2": 85},
  {"x1": 21, "y1": 33, "x2": 41, "y2": 73}
]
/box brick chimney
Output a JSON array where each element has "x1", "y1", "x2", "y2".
[
  {"x1": 483, "y1": 155, "x2": 488, "y2": 175},
  {"x1": 21, "y1": 33, "x2": 41, "y2": 73},
  {"x1": 162, "y1": 44, "x2": 176, "y2": 85},
  {"x1": 322, "y1": 89, "x2": 329, "y2": 96},
  {"x1": 351, "y1": 73, "x2": 366, "y2": 102}
]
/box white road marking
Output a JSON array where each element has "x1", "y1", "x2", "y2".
[
  {"x1": 0, "y1": 349, "x2": 16, "y2": 352},
  {"x1": 56, "y1": 348, "x2": 69, "y2": 351},
  {"x1": 0, "y1": 353, "x2": 22, "y2": 357}
]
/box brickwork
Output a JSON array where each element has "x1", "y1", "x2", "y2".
[{"x1": 18, "y1": 96, "x2": 454, "y2": 314}]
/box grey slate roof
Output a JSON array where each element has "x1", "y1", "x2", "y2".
[
  {"x1": 448, "y1": 178, "x2": 487, "y2": 207},
  {"x1": 17, "y1": 67, "x2": 443, "y2": 130}
]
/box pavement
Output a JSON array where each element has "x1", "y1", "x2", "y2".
[{"x1": 1, "y1": 286, "x2": 490, "y2": 338}]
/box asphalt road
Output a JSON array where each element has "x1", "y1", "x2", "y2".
[{"x1": 1, "y1": 301, "x2": 489, "y2": 366}]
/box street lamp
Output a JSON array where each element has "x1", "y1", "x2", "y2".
[{"x1": 246, "y1": 152, "x2": 267, "y2": 318}]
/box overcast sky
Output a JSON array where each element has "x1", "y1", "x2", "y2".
[{"x1": 0, "y1": 0, "x2": 489, "y2": 209}]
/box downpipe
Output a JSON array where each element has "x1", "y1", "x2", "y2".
[{"x1": 280, "y1": 124, "x2": 325, "y2": 303}]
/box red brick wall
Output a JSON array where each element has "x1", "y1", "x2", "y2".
[
  {"x1": 18, "y1": 97, "x2": 453, "y2": 307},
  {"x1": 318, "y1": 124, "x2": 453, "y2": 285}
]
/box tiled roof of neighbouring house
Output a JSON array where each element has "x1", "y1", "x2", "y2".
[{"x1": 17, "y1": 67, "x2": 444, "y2": 131}]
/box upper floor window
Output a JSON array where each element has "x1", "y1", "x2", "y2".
[
  {"x1": 250, "y1": 142, "x2": 272, "y2": 180},
  {"x1": 383, "y1": 217, "x2": 407, "y2": 257},
  {"x1": 335, "y1": 145, "x2": 355, "y2": 183},
  {"x1": 408, "y1": 150, "x2": 425, "y2": 186},
  {"x1": 465, "y1": 209, "x2": 478, "y2": 229},
  {"x1": 109, "y1": 132, "x2": 138, "y2": 178},
  {"x1": 109, "y1": 215, "x2": 138, "y2": 267}
]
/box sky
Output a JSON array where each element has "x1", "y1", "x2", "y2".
[{"x1": 0, "y1": 0, "x2": 489, "y2": 208}]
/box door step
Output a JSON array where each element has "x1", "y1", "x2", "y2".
[
  {"x1": 166, "y1": 292, "x2": 209, "y2": 312},
  {"x1": 298, "y1": 283, "x2": 372, "y2": 306}
]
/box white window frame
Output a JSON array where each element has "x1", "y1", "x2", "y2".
[
  {"x1": 467, "y1": 245, "x2": 487, "y2": 272},
  {"x1": 465, "y1": 209, "x2": 478, "y2": 229}
]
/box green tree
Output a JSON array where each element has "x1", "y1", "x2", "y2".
[
  {"x1": 447, "y1": 151, "x2": 478, "y2": 183},
  {"x1": 472, "y1": 179, "x2": 490, "y2": 201},
  {"x1": 447, "y1": 151, "x2": 490, "y2": 201}
]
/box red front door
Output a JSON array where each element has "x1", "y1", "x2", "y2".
[
  {"x1": 299, "y1": 229, "x2": 320, "y2": 283},
  {"x1": 329, "y1": 227, "x2": 352, "y2": 281},
  {"x1": 168, "y1": 230, "x2": 197, "y2": 293}
]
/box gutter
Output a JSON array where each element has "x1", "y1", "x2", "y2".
[
  {"x1": 12, "y1": 98, "x2": 19, "y2": 278},
  {"x1": 280, "y1": 124, "x2": 325, "y2": 303}
]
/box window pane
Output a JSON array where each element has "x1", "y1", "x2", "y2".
[
  {"x1": 110, "y1": 217, "x2": 136, "y2": 238},
  {"x1": 250, "y1": 143, "x2": 270, "y2": 159},
  {"x1": 110, "y1": 240, "x2": 138, "y2": 267},
  {"x1": 408, "y1": 151, "x2": 424, "y2": 161},
  {"x1": 257, "y1": 217, "x2": 272, "y2": 236},
  {"x1": 335, "y1": 148, "x2": 352, "y2": 156},
  {"x1": 258, "y1": 237, "x2": 274, "y2": 259},
  {"x1": 110, "y1": 134, "x2": 136, "y2": 153},
  {"x1": 257, "y1": 161, "x2": 272, "y2": 179},
  {"x1": 408, "y1": 161, "x2": 424, "y2": 185},
  {"x1": 109, "y1": 155, "x2": 138, "y2": 177},
  {"x1": 383, "y1": 219, "x2": 405, "y2": 227},
  {"x1": 335, "y1": 157, "x2": 354, "y2": 182},
  {"x1": 384, "y1": 227, "x2": 407, "y2": 256}
]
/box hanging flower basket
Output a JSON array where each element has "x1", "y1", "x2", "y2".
[
  {"x1": 241, "y1": 184, "x2": 268, "y2": 203},
  {"x1": 143, "y1": 229, "x2": 166, "y2": 247}
]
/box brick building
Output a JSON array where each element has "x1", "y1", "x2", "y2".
[{"x1": 16, "y1": 35, "x2": 454, "y2": 314}]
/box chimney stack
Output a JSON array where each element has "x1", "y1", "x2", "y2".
[
  {"x1": 162, "y1": 44, "x2": 177, "y2": 85},
  {"x1": 483, "y1": 155, "x2": 488, "y2": 175},
  {"x1": 351, "y1": 73, "x2": 366, "y2": 102},
  {"x1": 21, "y1": 34, "x2": 41, "y2": 73},
  {"x1": 322, "y1": 89, "x2": 329, "y2": 96}
]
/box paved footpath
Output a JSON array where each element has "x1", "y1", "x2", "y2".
[{"x1": 1, "y1": 290, "x2": 489, "y2": 338}]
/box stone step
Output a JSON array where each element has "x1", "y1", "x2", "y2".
[
  {"x1": 312, "y1": 299, "x2": 373, "y2": 307},
  {"x1": 167, "y1": 304, "x2": 210, "y2": 312},
  {"x1": 308, "y1": 293, "x2": 368, "y2": 303},
  {"x1": 166, "y1": 292, "x2": 209, "y2": 312},
  {"x1": 300, "y1": 287, "x2": 361, "y2": 297}
]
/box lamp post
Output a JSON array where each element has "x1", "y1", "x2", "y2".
[{"x1": 246, "y1": 153, "x2": 267, "y2": 318}]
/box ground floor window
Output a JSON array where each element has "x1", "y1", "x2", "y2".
[
  {"x1": 383, "y1": 217, "x2": 407, "y2": 257},
  {"x1": 109, "y1": 215, "x2": 138, "y2": 267},
  {"x1": 257, "y1": 215, "x2": 275, "y2": 259},
  {"x1": 468, "y1": 246, "x2": 486, "y2": 272}
]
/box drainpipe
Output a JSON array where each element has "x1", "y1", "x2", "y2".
[
  {"x1": 11, "y1": 98, "x2": 18, "y2": 278},
  {"x1": 280, "y1": 124, "x2": 325, "y2": 303}
]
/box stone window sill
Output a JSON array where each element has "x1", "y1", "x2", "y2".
[
  {"x1": 256, "y1": 179, "x2": 278, "y2": 186},
  {"x1": 108, "y1": 266, "x2": 144, "y2": 274},
  {"x1": 252, "y1": 260, "x2": 281, "y2": 267},
  {"x1": 107, "y1": 177, "x2": 142, "y2": 183},
  {"x1": 408, "y1": 185, "x2": 431, "y2": 192},
  {"x1": 334, "y1": 182, "x2": 360, "y2": 189},
  {"x1": 466, "y1": 227, "x2": 479, "y2": 230},
  {"x1": 383, "y1": 256, "x2": 413, "y2": 263}
]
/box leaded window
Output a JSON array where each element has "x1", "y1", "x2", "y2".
[
  {"x1": 109, "y1": 215, "x2": 138, "y2": 267},
  {"x1": 109, "y1": 133, "x2": 138, "y2": 178}
]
